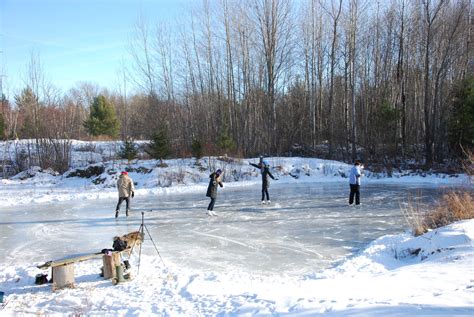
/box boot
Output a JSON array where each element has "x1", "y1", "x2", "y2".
[
  {"x1": 115, "y1": 210, "x2": 119, "y2": 218},
  {"x1": 126, "y1": 209, "x2": 129, "y2": 217}
]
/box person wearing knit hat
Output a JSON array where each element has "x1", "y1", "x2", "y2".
[
  {"x1": 250, "y1": 157, "x2": 277, "y2": 204},
  {"x1": 115, "y1": 171, "x2": 135, "y2": 218},
  {"x1": 205, "y1": 169, "x2": 224, "y2": 216}
]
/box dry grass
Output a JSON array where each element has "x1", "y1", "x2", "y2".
[
  {"x1": 402, "y1": 150, "x2": 474, "y2": 236},
  {"x1": 403, "y1": 191, "x2": 474, "y2": 236},
  {"x1": 424, "y1": 192, "x2": 474, "y2": 230},
  {"x1": 401, "y1": 194, "x2": 427, "y2": 236}
]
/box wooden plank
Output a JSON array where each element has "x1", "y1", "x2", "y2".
[
  {"x1": 37, "y1": 249, "x2": 131, "y2": 270},
  {"x1": 37, "y1": 252, "x2": 105, "y2": 269}
]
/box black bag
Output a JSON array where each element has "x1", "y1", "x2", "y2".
[
  {"x1": 113, "y1": 238, "x2": 128, "y2": 251},
  {"x1": 35, "y1": 273, "x2": 49, "y2": 285}
]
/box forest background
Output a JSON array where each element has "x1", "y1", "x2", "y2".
[{"x1": 0, "y1": 0, "x2": 472, "y2": 176}]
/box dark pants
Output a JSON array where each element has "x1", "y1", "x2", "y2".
[
  {"x1": 261, "y1": 188, "x2": 270, "y2": 201},
  {"x1": 208, "y1": 198, "x2": 216, "y2": 211},
  {"x1": 116, "y1": 197, "x2": 130, "y2": 211},
  {"x1": 349, "y1": 184, "x2": 360, "y2": 205}
]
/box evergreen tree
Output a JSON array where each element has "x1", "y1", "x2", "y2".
[
  {"x1": 217, "y1": 127, "x2": 236, "y2": 155},
  {"x1": 448, "y1": 76, "x2": 474, "y2": 155},
  {"x1": 118, "y1": 137, "x2": 138, "y2": 162},
  {"x1": 83, "y1": 95, "x2": 120, "y2": 138},
  {"x1": 14, "y1": 87, "x2": 39, "y2": 138},
  {"x1": 191, "y1": 138, "x2": 203, "y2": 160},
  {"x1": 375, "y1": 102, "x2": 399, "y2": 142},
  {"x1": 146, "y1": 129, "x2": 171, "y2": 165}
]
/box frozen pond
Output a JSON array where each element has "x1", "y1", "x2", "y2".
[{"x1": 0, "y1": 183, "x2": 444, "y2": 276}]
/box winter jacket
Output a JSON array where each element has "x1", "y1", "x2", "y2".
[
  {"x1": 261, "y1": 167, "x2": 275, "y2": 190},
  {"x1": 349, "y1": 166, "x2": 362, "y2": 185},
  {"x1": 206, "y1": 173, "x2": 223, "y2": 199},
  {"x1": 117, "y1": 174, "x2": 135, "y2": 198}
]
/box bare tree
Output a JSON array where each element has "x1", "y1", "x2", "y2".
[
  {"x1": 130, "y1": 16, "x2": 157, "y2": 97},
  {"x1": 421, "y1": 0, "x2": 446, "y2": 166},
  {"x1": 323, "y1": 0, "x2": 343, "y2": 157},
  {"x1": 250, "y1": 0, "x2": 294, "y2": 153}
]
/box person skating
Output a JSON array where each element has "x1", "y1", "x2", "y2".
[
  {"x1": 250, "y1": 158, "x2": 276, "y2": 204},
  {"x1": 206, "y1": 169, "x2": 223, "y2": 216},
  {"x1": 115, "y1": 171, "x2": 135, "y2": 218},
  {"x1": 348, "y1": 160, "x2": 363, "y2": 206}
]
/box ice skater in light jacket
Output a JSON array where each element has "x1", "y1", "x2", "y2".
[
  {"x1": 348, "y1": 160, "x2": 363, "y2": 206},
  {"x1": 115, "y1": 171, "x2": 135, "y2": 218}
]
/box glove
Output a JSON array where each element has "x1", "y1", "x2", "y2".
[{"x1": 131, "y1": 191, "x2": 135, "y2": 198}]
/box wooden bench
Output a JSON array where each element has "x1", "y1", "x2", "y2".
[{"x1": 38, "y1": 250, "x2": 128, "y2": 291}]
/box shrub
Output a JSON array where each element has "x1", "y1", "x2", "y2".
[
  {"x1": 424, "y1": 192, "x2": 474, "y2": 230},
  {"x1": 401, "y1": 195, "x2": 427, "y2": 236},
  {"x1": 216, "y1": 127, "x2": 236, "y2": 155},
  {"x1": 191, "y1": 139, "x2": 203, "y2": 160},
  {"x1": 402, "y1": 150, "x2": 474, "y2": 236},
  {"x1": 146, "y1": 129, "x2": 171, "y2": 165},
  {"x1": 448, "y1": 76, "x2": 474, "y2": 156},
  {"x1": 118, "y1": 137, "x2": 138, "y2": 162}
]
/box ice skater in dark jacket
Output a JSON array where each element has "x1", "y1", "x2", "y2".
[
  {"x1": 250, "y1": 159, "x2": 276, "y2": 204},
  {"x1": 206, "y1": 169, "x2": 223, "y2": 216}
]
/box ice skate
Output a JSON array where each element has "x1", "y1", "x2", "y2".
[
  {"x1": 115, "y1": 210, "x2": 119, "y2": 218},
  {"x1": 261, "y1": 200, "x2": 266, "y2": 205},
  {"x1": 267, "y1": 200, "x2": 271, "y2": 204}
]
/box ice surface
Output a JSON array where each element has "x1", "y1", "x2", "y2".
[{"x1": 0, "y1": 183, "x2": 443, "y2": 276}]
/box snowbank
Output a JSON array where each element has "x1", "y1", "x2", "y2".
[{"x1": 1, "y1": 220, "x2": 472, "y2": 316}]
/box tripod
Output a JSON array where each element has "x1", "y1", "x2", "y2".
[{"x1": 132, "y1": 211, "x2": 167, "y2": 275}]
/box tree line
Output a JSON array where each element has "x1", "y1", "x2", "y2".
[{"x1": 0, "y1": 0, "x2": 472, "y2": 172}]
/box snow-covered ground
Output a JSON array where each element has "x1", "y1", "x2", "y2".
[{"x1": 0, "y1": 148, "x2": 473, "y2": 315}]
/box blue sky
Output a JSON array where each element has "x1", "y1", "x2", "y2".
[{"x1": 1, "y1": 0, "x2": 188, "y2": 95}]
